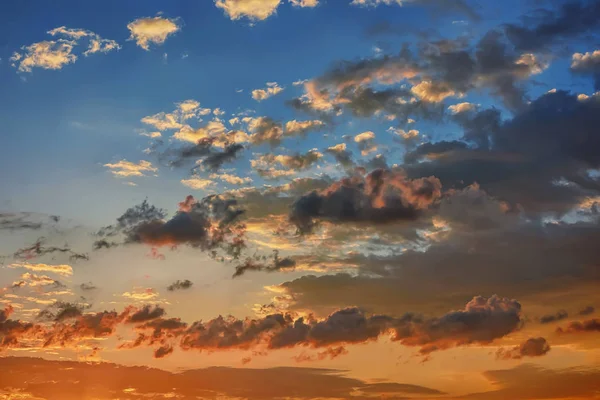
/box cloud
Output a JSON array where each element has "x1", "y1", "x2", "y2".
[
  {"x1": 284, "y1": 119, "x2": 326, "y2": 136},
  {"x1": 245, "y1": 116, "x2": 284, "y2": 145},
  {"x1": 252, "y1": 82, "x2": 284, "y2": 101},
  {"x1": 539, "y1": 310, "x2": 569, "y2": 324},
  {"x1": 579, "y1": 306, "x2": 595, "y2": 316},
  {"x1": 95, "y1": 195, "x2": 246, "y2": 259},
  {"x1": 251, "y1": 149, "x2": 323, "y2": 179},
  {"x1": 556, "y1": 318, "x2": 600, "y2": 334},
  {"x1": 8, "y1": 263, "x2": 73, "y2": 277},
  {"x1": 11, "y1": 26, "x2": 119, "y2": 72},
  {"x1": 142, "y1": 99, "x2": 207, "y2": 131},
  {"x1": 122, "y1": 288, "x2": 160, "y2": 301},
  {"x1": 289, "y1": 0, "x2": 319, "y2": 7},
  {"x1": 0, "y1": 357, "x2": 445, "y2": 399},
  {"x1": 354, "y1": 131, "x2": 377, "y2": 155},
  {"x1": 290, "y1": 168, "x2": 442, "y2": 233},
  {"x1": 167, "y1": 279, "x2": 193, "y2": 291},
  {"x1": 104, "y1": 160, "x2": 157, "y2": 178},
  {"x1": 209, "y1": 173, "x2": 253, "y2": 185},
  {"x1": 497, "y1": 337, "x2": 551, "y2": 360},
  {"x1": 181, "y1": 177, "x2": 215, "y2": 190},
  {"x1": 127, "y1": 16, "x2": 181, "y2": 50},
  {"x1": 448, "y1": 101, "x2": 478, "y2": 114},
  {"x1": 571, "y1": 49, "x2": 600, "y2": 90},
  {"x1": 504, "y1": 0, "x2": 600, "y2": 52},
  {"x1": 215, "y1": 0, "x2": 282, "y2": 21},
  {"x1": 11, "y1": 273, "x2": 63, "y2": 289}
]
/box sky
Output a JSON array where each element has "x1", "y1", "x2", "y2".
[{"x1": 1, "y1": 0, "x2": 600, "y2": 399}]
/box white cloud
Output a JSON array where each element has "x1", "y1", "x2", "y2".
[
  {"x1": 104, "y1": 160, "x2": 157, "y2": 178},
  {"x1": 354, "y1": 131, "x2": 376, "y2": 143},
  {"x1": 209, "y1": 173, "x2": 253, "y2": 185},
  {"x1": 181, "y1": 177, "x2": 215, "y2": 189},
  {"x1": 351, "y1": 0, "x2": 402, "y2": 6},
  {"x1": 289, "y1": 0, "x2": 319, "y2": 7},
  {"x1": 411, "y1": 80, "x2": 457, "y2": 102},
  {"x1": 215, "y1": 0, "x2": 282, "y2": 21},
  {"x1": 571, "y1": 49, "x2": 600, "y2": 69},
  {"x1": 252, "y1": 82, "x2": 284, "y2": 101},
  {"x1": 284, "y1": 119, "x2": 325, "y2": 135},
  {"x1": 11, "y1": 26, "x2": 120, "y2": 72},
  {"x1": 141, "y1": 99, "x2": 205, "y2": 131},
  {"x1": 127, "y1": 16, "x2": 181, "y2": 50},
  {"x1": 448, "y1": 102, "x2": 478, "y2": 114}
]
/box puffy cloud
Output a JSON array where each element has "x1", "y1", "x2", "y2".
[
  {"x1": 251, "y1": 150, "x2": 323, "y2": 179},
  {"x1": 571, "y1": 50, "x2": 600, "y2": 90},
  {"x1": 8, "y1": 263, "x2": 73, "y2": 277},
  {"x1": 579, "y1": 306, "x2": 596, "y2": 316},
  {"x1": 10, "y1": 26, "x2": 119, "y2": 72},
  {"x1": 556, "y1": 319, "x2": 600, "y2": 334},
  {"x1": 167, "y1": 279, "x2": 193, "y2": 291},
  {"x1": 290, "y1": 168, "x2": 442, "y2": 233},
  {"x1": 95, "y1": 195, "x2": 246, "y2": 259},
  {"x1": 104, "y1": 160, "x2": 157, "y2": 178},
  {"x1": 411, "y1": 80, "x2": 457, "y2": 102},
  {"x1": 539, "y1": 310, "x2": 569, "y2": 324},
  {"x1": 354, "y1": 131, "x2": 378, "y2": 155},
  {"x1": 504, "y1": 1, "x2": 600, "y2": 52},
  {"x1": 11, "y1": 41, "x2": 76, "y2": 72},
  {"x1": 448, "y1": 102, "x2": 477, "y2": 114},
  {"x1": 252, "y1": 82, "x2": 284, "y2": 101},
  {"x1": 325, "y1": 143, "x2": 355, "y2": 169},
  {"x1": 181, "y1": 177, "x2": 215, "y2": 190},
  {"x1": 497, "y1": 337, "x2": 551, "y2": 360},
  {"x1": 209, "y1": 173, "x2": 253, "y2": 185},
  {"x1": 142, "y1": 99, "x2": 206, "y2": 131},
  {"x1": 215, "y1": 0, "x2": 282, "y2": 21},
  {"x1": 245, "y1": 116, "x2": 284, "y2": 145},
  {"x1": 284, "y1": 119, "x2": 326, "y2": 136},
  {"x1": 289, "y1": 0, "x2": 319, "y2": 7},
  {"x1": 127, "y1": 16, "x2": 181, "y2": 50}
]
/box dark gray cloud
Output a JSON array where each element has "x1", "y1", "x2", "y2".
[
  {"x1": 167, "y1": 279, "x2": 193, "y2": 291},
  {"x1": 290, "y1": 168, "x2": 442, "y2": 233},
  {"x1": 497, "y1": 337, "x2": 551, "y2": 360},
  {"x1": 96, "y1": 195, "x2": 246, "y2": 258},
  {"x1": 579, "y1": 305, "x2": 595, "y2": 316},
  {"x1": 540, "y1": 310, "x2": 569, "y2": 324},
  {"x1": 504, "y1": 0, "x2": 600, "y2": 52},
  {"x1": 557, "y1": 318, "x2": 600, "y2": 333},
  {"x1": 13, "y1": 237, "x2": 89, "y2": 262},
  {"x1": 232, "y1": 251, "x2": 297, "y2": 278}
]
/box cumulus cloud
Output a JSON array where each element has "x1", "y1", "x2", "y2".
[
  {"x1": 10, "y1": 26, "x2": 119, "y2": 72},
  {"x1": 571, "y1": 50, "x2": 600, "y2": 90},
  {"x1": 104, "y1": 160, "x2": 157, "y2": 178},
  {"x1": 127, "y1": 16, "x2": 181, "y2": 50},
  {"x1": 251, "y1": 149, "x2": 323, "y2": 179},
  {"x1": 556, "y1": 319, "x2": 600, "y2": 334},
  {"x1": 252, "y1": 82, "x2": 284, "y2": 101},
  {"x1": 289, "y1": 0, "x2": 319, "y2": 7},
  {"x1": 497, "y1": 337, "x2": 551, "y2": 360},
  {"x1": 167, "y1": 279, "x2": 193, "y2": 291},
  {"x1": 95, "y1": 195, "x2": 246, "y2": 259},
  {"x1": 284, "y1": 119, "x2": 326, "y2": 136},
  {"x1": 210, "y1": 173, "x2": 253, "y2": 185},
  {"x1": 290, "y1": 168, "x2": 442, "y2": 233},
  {"x1": 215, "y1": 0, "x2": 282, "y2": 21},
  {"x1": 539, "y1": 310, "x2": 569, "y2": 324},
  {"x1": 181, "y1": 177, "x2": 215, "y2": 190}
]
